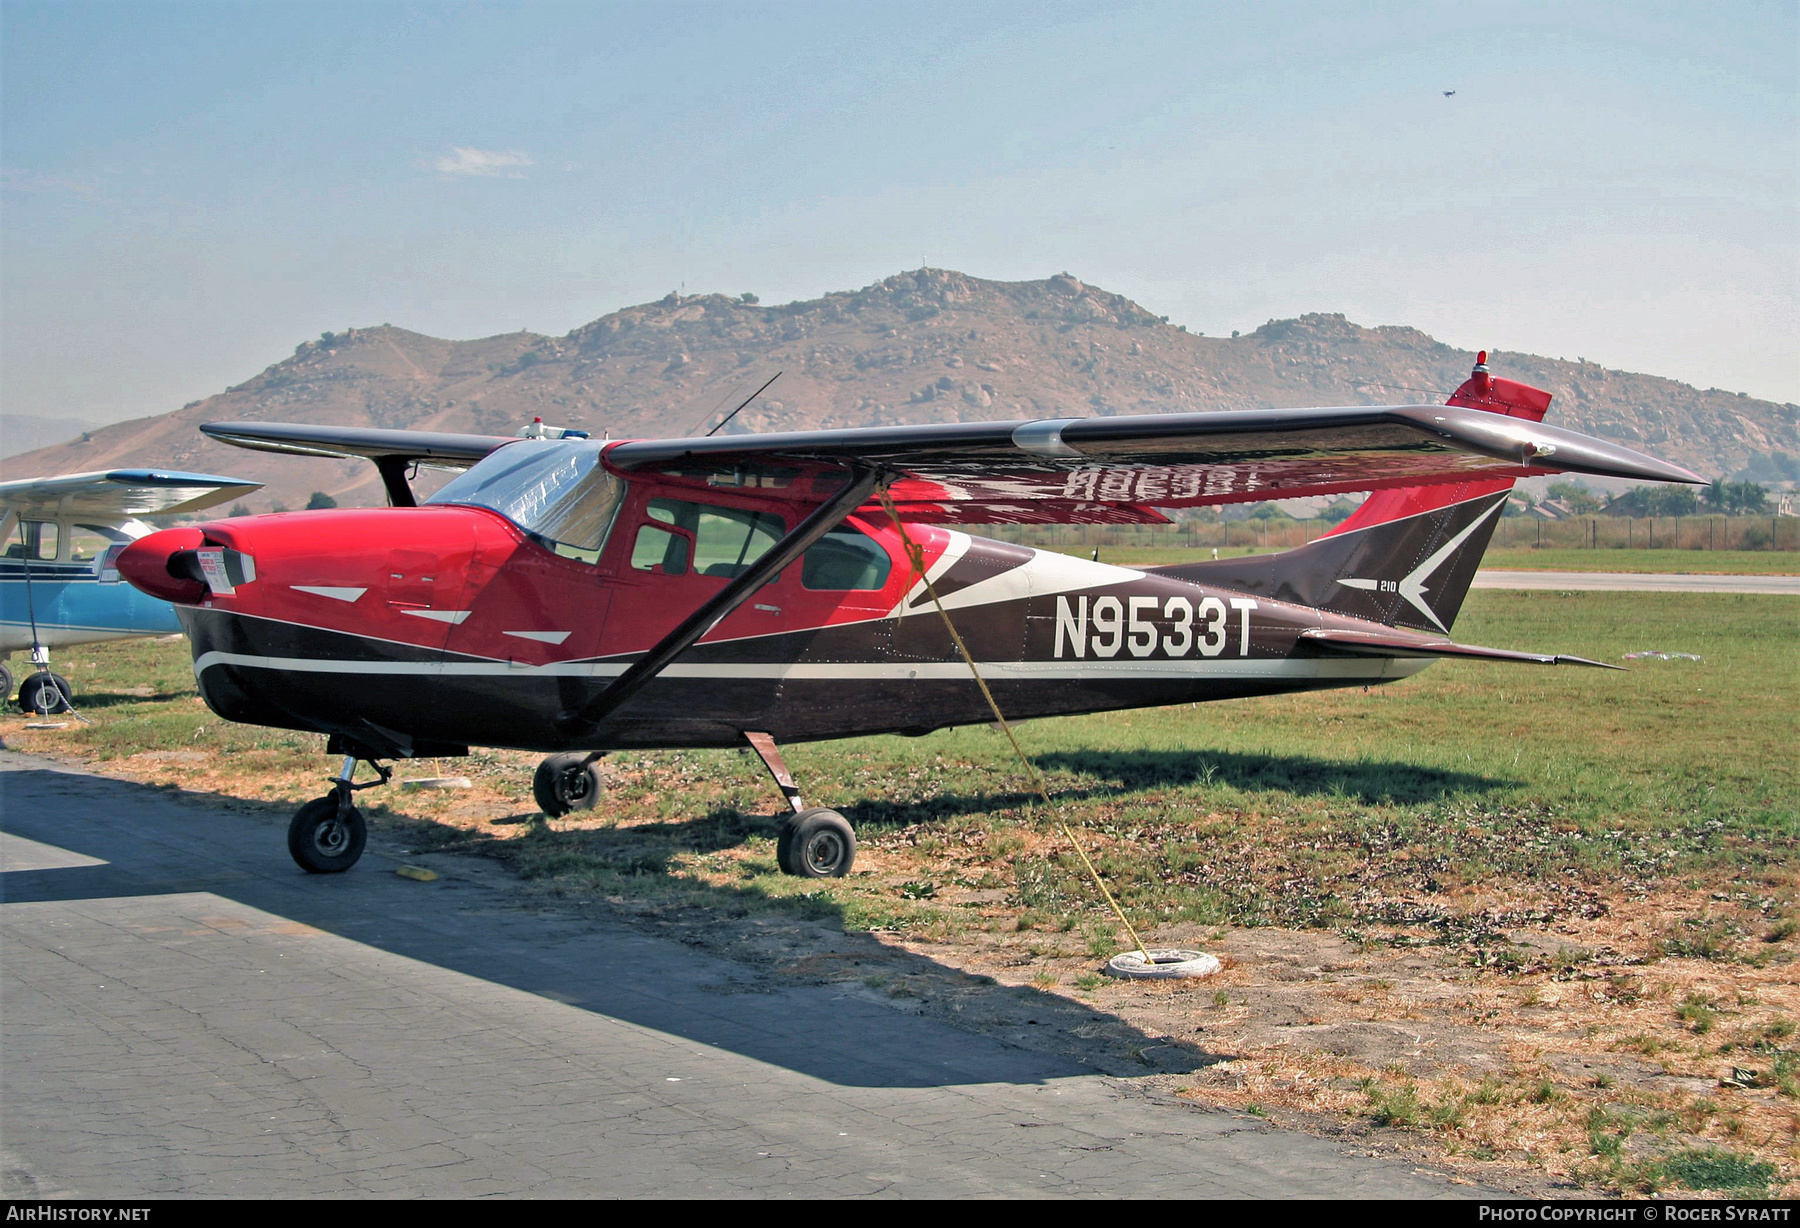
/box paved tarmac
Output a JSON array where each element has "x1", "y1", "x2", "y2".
[
  {"x1": 0, "y1": 750, "x2": 1487, "y2": 1199},
  {"x1": 1473, "y1": 569, "x2": 1798, "y2": 594}
]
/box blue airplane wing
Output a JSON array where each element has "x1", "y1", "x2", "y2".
[{"x1": 0, "y1": 469, "x2": 262, "y2": 520}]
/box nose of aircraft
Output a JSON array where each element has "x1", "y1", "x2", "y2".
[{"x1": 117, "y1": 526, "x2": 211, "y2": 604}]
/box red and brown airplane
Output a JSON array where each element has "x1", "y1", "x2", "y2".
[{"x1": 119, "y1": 355, "x2": 1699, "y2": 878}]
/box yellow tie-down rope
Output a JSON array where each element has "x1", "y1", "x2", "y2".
[{"x1": 875, "y1": 487, "x2": 1150, "y2": 963}]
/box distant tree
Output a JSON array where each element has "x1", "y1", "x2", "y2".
[
  {"x1": 270, "y1": 503, "x2": 289, "y2": 514},
  {"x1": 1319, "y1": 498, "x2": 1360, "y2": 525},
  {"x1": 1701, "y1": 479, "x2": 1728, "y2": 513},
  {"x1": 306, "y1": 492, "x2": 338, "y2": 510},
  {"x1": 740, "y1": 292, "x2": 759, "y2": 304},
  {"x1": 1726, "y1": 480, "x2": 1768, "y2": 515},
  {"x1": 1605, "y1": 485, "x2": 1698, "y2": 517},
  {"x1": 227, "y1": 503, "x2": 251, "y2": 518},
  {"x1": 1247, "y1": 502, "x2": 1287, "y2": 521}
]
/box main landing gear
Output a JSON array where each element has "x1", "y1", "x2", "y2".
[
  {"x1": 533, "y1": 751, "x2": 605, "y2": 818},
  {"x1": 744, "y1": 731, "x2": 856, "y2": 878},
  {"x1": 288, "y1": 755, "x2": 389, "y2": 873}
]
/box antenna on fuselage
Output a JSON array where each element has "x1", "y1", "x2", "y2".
[{"x1": 697, "y1": 371, "x2": 781, "y2": 438}]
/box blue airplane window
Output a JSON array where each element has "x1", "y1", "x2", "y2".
[
  {"x1": 803, "y1": 525, "x2": 891, "y2": 591},
  {"x1": 69, "y1": 524, "x2": 126, "y2": 564},
  {"x1": 428, "y1": 440, "x2": 624, "y2": 559}
]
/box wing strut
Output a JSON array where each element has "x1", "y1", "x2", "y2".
[{"x1": 553, "y1": 466, "x2": 882, "y2": 736}]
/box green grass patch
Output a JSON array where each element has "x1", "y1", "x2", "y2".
[{"x1": 1655, "y1": 1147, "x2": 1777, "y2": 1194}]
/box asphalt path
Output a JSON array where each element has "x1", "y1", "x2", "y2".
[
  {"x1": 0, "y1": 750, "x2": 1488, "y2": 1199},
  {"x1": 1473, "y1": 570, "x2": 1798, "y2": 594}
]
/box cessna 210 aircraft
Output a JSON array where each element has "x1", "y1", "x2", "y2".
[
  {"x1": 118, "y1": 355, "x2": 1699, "y2": 878},
  {"x1": 1, "y1": 468, "x2": 260, "y2": 712}
]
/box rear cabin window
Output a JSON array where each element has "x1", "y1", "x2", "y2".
[
  {"x1": 801, "y1": 525, "x2": 891, "y2": 591},
  {"x1": 630, "y1": 498, "x2": 785, "y2": 579}
]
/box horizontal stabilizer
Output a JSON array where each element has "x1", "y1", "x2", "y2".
[
  {"x1": 1298, "y1": 627, "x2": 1623, "y2": 669},
  {"x1": 0, "y1": 469, "x2": 263, "y2": 519}
]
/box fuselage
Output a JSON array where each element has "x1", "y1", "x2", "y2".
[{"x1": 125, "y1": 484, "x2": 1432, "y2": 756}]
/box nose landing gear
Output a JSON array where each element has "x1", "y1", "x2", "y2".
[
  {"x1": 744, "y1": 731, "x2": 855, "y2": 878},
  {"x1": 288, "y1": 755, "x2": 389, "y2": 873}
]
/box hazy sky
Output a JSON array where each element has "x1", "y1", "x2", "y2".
[{"x1": 2, "y1": 0, "x2": 1794, "y2": 429}]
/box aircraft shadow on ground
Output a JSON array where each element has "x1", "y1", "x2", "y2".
[
  {"x1": 1033, "y1": 748, "x2": 1516, "y2": 805},
  {"x1": 0, "y1": 766, "x2": 1216, "y2": 1090}
]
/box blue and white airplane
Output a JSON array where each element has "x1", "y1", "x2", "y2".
[{"x1": 1, "y1": 468, "x2": 261, "y2": 712}]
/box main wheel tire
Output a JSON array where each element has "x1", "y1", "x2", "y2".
[
  {"x1": 533, "y1": 752, "x2": 602, "y2": 818},
  {"x1": 287, "y1": 795, "x2": 367, "y2": 873},
  {"x1": 0, "y1": 664, "x2": 13, "y2": 707},
  {"x1": 19, "y1": 672, "x2": 72, "y2": 715},
  {"x1": 778, "y1": 808, "x2": 856, "y2": 878}
]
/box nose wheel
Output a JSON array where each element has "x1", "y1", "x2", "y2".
[
  {"x1": 288, "y1": 795, "x2": 367, "y2": 873},
  {"x1": 18, "y1": 670, "x2": 73, "y2": 715},
  {"x1": 288, "y1": 754, "x2": 390, "y2": 873}
]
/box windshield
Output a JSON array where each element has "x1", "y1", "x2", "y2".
[{"x1": 427, "y1": 440, "x2": 625, "y2": 563}]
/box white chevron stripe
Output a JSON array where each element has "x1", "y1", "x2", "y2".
[
  {"x1": 1397, "y1": 500, "x2": 1505, "y2": 632},
  {"x1": 399, "y1": 609, "x2": 471, "y2": 625},
  {"x1": 192, "y1": 649, "x2": 1432, "y2": 683},
  {"x1": 291, "y1": 585, "x2": 366, "y2": 603}
]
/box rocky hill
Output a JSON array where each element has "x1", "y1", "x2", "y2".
[{"x1": 5, "y1": 268, "x2": 1793, "y2": 511}]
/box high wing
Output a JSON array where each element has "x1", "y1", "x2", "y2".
[
  {"x1": 203, "y1": 402, "x2": 1702, "y2": 522},
  {"x1": 0, "y1": 469, "x2": 263, "y2": 520},
  {"x1": 602, "y1": 403, "x2": 1703, "y2": 523},
  {"x1": 199, "y1": 422, "x2": 512, "y2": 507}
]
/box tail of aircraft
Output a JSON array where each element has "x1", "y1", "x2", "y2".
[{"x1": 1150, "y1": 354, "x2": 1550, "y2": 634}]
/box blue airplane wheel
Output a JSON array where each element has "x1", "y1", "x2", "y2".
[
  {"x1": 288, "y1": 795, "x2": 367, "y2": 873},
  {"x1": 779, "y1": 808, "x2": 855, "y2": 878},
  {"x1": 19, "y1": 672, "x2": 71, "y2": 716}
]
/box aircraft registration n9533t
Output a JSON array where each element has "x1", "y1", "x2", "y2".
[{"x1": 118, "y1": 355, "x2": 1700, "y2": 878}]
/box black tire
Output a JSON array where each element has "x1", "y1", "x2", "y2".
[
  {"x1": 778, "y1": 808, "x2": 856, "y2": 878},
  {"x1": 533, "y1": 752, "x2": 602, "y2": 818},
  {"x1": 0, "y1": 664, "x2": 12, "y2": 707},
  {"x1": 19, "y1": 672, "x2": 72, "y2": 716},
  {"x1": 287, "y1": 795, "x2": 367, "y2": 873}
]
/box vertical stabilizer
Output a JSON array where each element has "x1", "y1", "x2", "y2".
[{"x1": 1150, "y1": 354, "x2": 1551, "y2": 634}]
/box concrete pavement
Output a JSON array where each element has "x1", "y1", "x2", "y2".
[{"x1": 0, "y1": 750, "x2": 1484, "y2": 1198}]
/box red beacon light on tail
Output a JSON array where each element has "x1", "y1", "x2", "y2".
[{"x1": 1471, "y1": 350, "x2": 1492, "y2": 396}]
